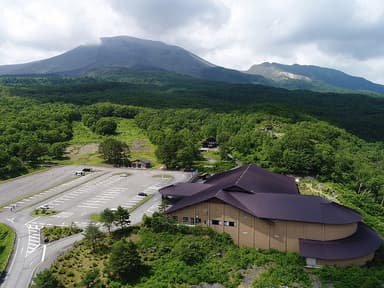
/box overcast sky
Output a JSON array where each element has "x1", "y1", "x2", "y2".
[{"x1": 1, "y1": 0, "x2": 384, "y2": 83}]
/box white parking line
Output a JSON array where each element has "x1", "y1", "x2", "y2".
[
  {"x1": 26, "y1": 223, "x2": 43, "y2": 256},
  {"x1": 78, "y1": 204, "x2": 100, "y2": 209},
  {"x1": 83, "y1": 200, "x2": 104, "y2": 204}
]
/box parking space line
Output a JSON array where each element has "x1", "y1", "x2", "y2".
[{"x1": 78, "y1": 205, "x2": 100, "y2": 209}]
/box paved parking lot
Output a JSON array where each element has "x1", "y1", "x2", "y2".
[
  {"x1": 0, "y1": 166, "x2": 192, "y2": 288},
  {"x1": 19, "y1": 168, "x2": 189, "y2": 255},
  {"x1": 0, "y1": 165, "x2": 90, "y2": 205}
]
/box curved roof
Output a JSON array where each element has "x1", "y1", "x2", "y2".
[
  {"x1": 166, "y1": 189, "x2": 362, "y2": 225},
  {"x1": 230, "y1": 192, "x2": 362, "y2": 224},
  {"x1": 164, "y1": 164, "x2": 362, "y2": 225},
  {"x1": 299, "y1": 222, "x2": 382, "y2": 260},
  {"x1": 205, "y1": 164, "x2": 299, "y2": 195}
]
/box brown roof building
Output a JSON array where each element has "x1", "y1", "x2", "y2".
[{"x1": 160, "y1": 164, "x2": 382, "y2": 267}]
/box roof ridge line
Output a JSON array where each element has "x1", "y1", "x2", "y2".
[{"x1": 235, "y1": 164, "x2": 252, "y2": 185}]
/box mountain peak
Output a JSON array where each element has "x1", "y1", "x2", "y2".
[
  {"x1": 247, "y1": 62, "x2": 384, "y2": 93},
  {"x1": 0, "y1": 35, "x2": 269, "y2": 85}
]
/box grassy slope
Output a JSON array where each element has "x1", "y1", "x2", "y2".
[
  {"x1": 113, "y1": 118, "x2": 158, "y2": 167},
  {"x1": 0, "y1": 223, "x2": 15, "y2": 273},
  {"x1": 48, "y1": 223, "x2": 384, "y2": 288},
  {"x1": 64, "y1": 118, "x2": 158, "y2": 167},
  {"x1": 50, "y1": 227, "x2": 312, "y2": 288}
]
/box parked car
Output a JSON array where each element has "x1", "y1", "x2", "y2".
[
  {"x1": 74, "y1": 170, "x2": 85, "y2": 176},
  {"x1": 138, "y1": 192, "x2": 148, "y2": 197},
  {"x1": 82, "y1": 168, "x2": 92, "y2": 172},
  {"x1": 39, "y1": 204, "x2": 50, "y2": 210}
]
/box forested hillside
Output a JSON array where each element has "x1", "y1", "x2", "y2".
[
  {"x1": 5, "y1": 72, "x2": 384, "y2": 141},
  {"x1": 0, "y1": 75, "x2": 383, "y2": 230}
]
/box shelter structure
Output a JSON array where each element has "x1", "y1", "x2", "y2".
[{"x1": 130, "y1": 158, "x2": 151, "y2": 169}]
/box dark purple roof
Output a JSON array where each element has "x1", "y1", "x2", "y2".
[
  {"x1": 300, "y1": 222, "x2": 382, "y2": 260},
  {"x1": 205, "y1": 164, "x2": 299, "y2": 195},
  {"x1": 230, "y1": 192, "x2": 362, "y2": 224},
  {"x1": 164, "y1": 164, "x2": 363, "y2": 224},
  {"x1": 166, "y1": 188, "x2": 362, "y2": 225},
  {"x1": 159, "y1": 183, "x2": 213, "y2": 198}
]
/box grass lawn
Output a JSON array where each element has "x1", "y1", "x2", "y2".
[
  {"x1": 69, "y1": 121, "x2": 102, "y2": 144},
  {"x1": 114, "y1": 118, "x2": 158, "y2": 167},
  {"x1": 64, "y1": 119, "x2": 159, "y2": 167},
  {"x1": 201, "y1": 149, "x2": 221, "y2": 162},
  {"x1": 0, "y1": 223, "x2": 15, "y2": 273}
]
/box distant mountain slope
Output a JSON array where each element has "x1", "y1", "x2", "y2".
[
  {"x1": 0, "y1": 36, "x2": 269, "y2": 85},
  {"x1": 247, "y1": 62, "x2": 384, "y2": 94},
  {"x1": 2, "y1": 36, "x2": 384, "y2": 93}
]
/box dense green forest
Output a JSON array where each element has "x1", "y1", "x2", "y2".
[{"x1": 4, "y1": 71, "x2": 384, "y2": 141}]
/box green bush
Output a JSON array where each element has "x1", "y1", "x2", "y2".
[{"x1": 0, "y1": 224, "x2": 15, "y2": 273}]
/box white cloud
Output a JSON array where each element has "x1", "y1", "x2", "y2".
[{"x1": 1, "y1": 0, "x2": 384, "y2": 83}]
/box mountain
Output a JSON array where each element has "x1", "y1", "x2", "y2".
[
  {"x1": 1, "y1": 36, "x2": 384, "y2": 94},
  {"x1": 0, "y1": 36, "x2": 269, "y2": 85},
  {"x1": 247, "y1": 62, "x2": 384, "y2": 94}
]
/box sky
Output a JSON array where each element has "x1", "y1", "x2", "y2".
[{"x1": 1, "y1": 0, "x2": 384, "y2": 83}]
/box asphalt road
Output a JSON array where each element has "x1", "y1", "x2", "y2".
[
  {"x1": 0, "y1": 166, "x2": 191, "y2": 288},
  {"x1": 0, "y1": 166, "x2": 85, "y2": 205}
]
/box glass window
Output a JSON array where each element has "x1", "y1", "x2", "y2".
[
  {"x1": 195, "y1": 217, "x2": 201, "y2": 224},
  {"x1": 224, "y1": 221, "x2": 236, "y2": 227},
  {"x1": 172, "y1": 216, "x2": 178, "y2": 222},
  {"x1": 190, "y1": 217, "x2": 195, "y2": 225},
  {"x1": 211, "y1": 219, "x2": 220, "y2": 225},
  {"x1": 182, "y1": 217, "x2": 189, "y2": 224}
]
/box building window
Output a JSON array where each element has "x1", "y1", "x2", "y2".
[
  {"x1": 182, "y1": 217, "x2": 189, "y2": 224},
  {"x1": 210, "y1": 219, "x2": 220, "y2": 225},
  {"x1": 190, "y1": 217, "x2": 195, "y2": 225},
  {"x1": 195, "y1": 217, "x2": 201, "y2": 224},
  {"x1": 172, "y1": 216, "x2": 178, "y2": 222},
  {"x1": 306, "y1": 258, "x2": 317, "y2": 267},
  {"x1": 224, "y1": 221, "x2": 236, "y2": 227}
]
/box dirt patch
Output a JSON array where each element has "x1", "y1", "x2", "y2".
[
  {"x1": 131, "y1": 140, "x2": 153, "y2": 153},
  {"x1": 240, "y1": 267, "x2": 265, "y2": 288},
  {"x1": 65, "y1": 143, "x2": 99, "y2": 160}
]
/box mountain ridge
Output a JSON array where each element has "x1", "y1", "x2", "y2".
[
  {"x1": 0, "y1": 36, "x2": 269, "y2": 85},
  {"x1": 0, "y1": 35, "x2": 383, "y2": 94},
  {"x1": 247, "y1": 62, "x2": 384, "y2": 94}
]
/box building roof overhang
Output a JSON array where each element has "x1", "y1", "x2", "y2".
[{"x1": 299, "y1": 222, "x2": 382, "y2": 260}]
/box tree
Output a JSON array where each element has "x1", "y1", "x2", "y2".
[
  {"x1": 100, "y1": 208, "x2": 115, "y2": 233},
  {"x1": 49, "y1": 142, "x2": 67, "y2": 159},
  {"x1": 155, "y1": 129, "x2": 199, "y2": 169},
  {"x1": 108, "y1": 239, "x2": 142, "y2": 282},
  {"x1": 7, "y1": 157, "x2": 28, "y2": 177},
  {"x1": 82, "y1": 268, "x2": 102, "y2": 288},
  {"x1": 31, "y1": 269, "x2": 64, "y2": 288},
  {"x1": 142, "y1": 212, "x2": 177, "y2": 233},
  {"x1": 95, "y1": 118, "x2": 117, "y2": 135},
  {"x1": 172, "y1": 237, "x2": 210, "y2": 265},
  {"x1": 83, "y1": 223, "x2": 103, "y2": 252},
  {"x1": 99, "y1": 138, "x2": 130, "y2": 166},
  {"x1": 114, "y1": 206, "x2": 131, "y2": 231}
]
